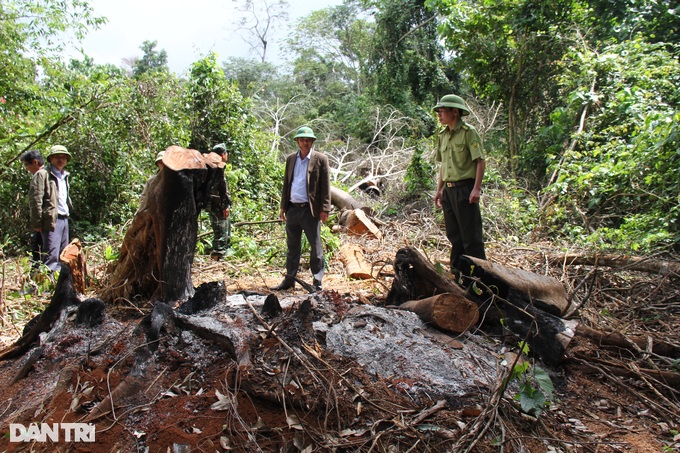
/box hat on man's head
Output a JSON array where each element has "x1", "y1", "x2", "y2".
[
  {"x1": 212, "y1": 143, "x2": 227, "y2": 155},
  {"x1": 432, "y1": 94, "x2": 470, "y2": 116},
  {"x1": 155, "y1": 151, "x2": 165, "y2": 164},
  {"x1": 293, "y1": 126, "x2": 316, "y2": 140},
  {"x1": 47, "y1": 145, "x2": 72, "y2": 161}
]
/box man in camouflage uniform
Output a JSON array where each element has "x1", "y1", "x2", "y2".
[
  {"x1": 208, "y1": 143, "x2": 231, "y2": 260},
  {"x1": 432, "y1": 95, "x2": 486, "y2": 273}
]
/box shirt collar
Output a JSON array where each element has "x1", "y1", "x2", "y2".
[{"x1": 297, "y1": 148, "x2": 313, "y2": 161}]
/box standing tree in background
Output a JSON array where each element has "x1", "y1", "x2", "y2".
[
  {"x1": 234, "y1": 0, "x2": 289, "y2": 63},
  {"x1": 370, "y1": 0, "x2": 453, "y2": 112},
  {"x1": 133, "y1": 40, "x2": 169, "y2": 77},
  {"x1": 430, "y1": 0, "x2": 581, "y2": 175}
]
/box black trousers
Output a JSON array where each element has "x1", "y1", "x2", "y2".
[
  {"x1": 442, "y1": 184, "x2": 486, "y2": 271},
  {"x1": 285, "y1": 205, "x2": 324, "y2": 283}
]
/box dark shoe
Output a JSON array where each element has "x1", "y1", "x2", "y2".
[
  {"x1": 271, "y1": 279, "x2": 295, "y2": 291},
  {"x1": 312, "y1": 279, "x2": 322, "y2": 291}
]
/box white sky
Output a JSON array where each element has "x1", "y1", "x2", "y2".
[{"x1": 68, "y1": 0, "x2": 343, "y2": 74}]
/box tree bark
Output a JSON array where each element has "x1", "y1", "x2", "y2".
[
  {"x1": 387, "y1": 247, "x2": 578, "y2": 364},
  {"x1": 459, "y1": 255, "x2": 569, "y2": 316},
  {"x1": 397, "y1": 293, "x2": 479, "y2": 334},
  {"x1": 331, "y1": 186, "x2": 363, "y2": 211},
  {"x1": 386, "y1": 247, "x2": 466, "y2": 305},
  {"x1": 101, "y1": 146, "x2": 224, "y2": 305}
]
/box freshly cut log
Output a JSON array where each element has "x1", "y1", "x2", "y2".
[
  {"x1": 387, "y1": 247, "x2": 578, "y2": 364},
  {"x1": 459, "y1": 255, "x2": 569, "y2": 317},
  {"x1": 339, "y1": 244, "x2": 373, "y2": 280},
  {"x1": 59, "y1": 238, "x2": 87, "y2": 294},
  {"x1": 398, "y1": 293, "x2": 479, "y2": 334},
  {"x1": 340, "y1": 209, "x2": 383, "y2": 240},
  {"x1": 101, "y1": 146, "x2": 225, "y2": 304}
]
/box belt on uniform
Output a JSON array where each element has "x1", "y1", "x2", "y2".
[
  {"x1": 290, "y1": 202, "x2": 309, "y2": 208},
  {"x1": 57, "y1": 214, "x2": 69, "y2": 219},
  {"x1": 445, "y1": 179, "x2": 475, "y2": 188}
]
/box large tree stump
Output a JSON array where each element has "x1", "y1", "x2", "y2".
[
  {"x1": 101, "y1": 146, "x2": 224, "y2": 304},
  {"x1": 398, "y1": 293, "x2": 479, "y2": 334}
]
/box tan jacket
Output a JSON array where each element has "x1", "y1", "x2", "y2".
[
  {"x1": 280, "y1": 150, "x2": 331, "y2": 219},
  {"x1": 28, "y1": 165, "x2": 72, "y2": 231}
]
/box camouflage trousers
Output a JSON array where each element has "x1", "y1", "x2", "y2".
[{"x1": 209, "y1": 210, "x2": 231, "y2": 256}]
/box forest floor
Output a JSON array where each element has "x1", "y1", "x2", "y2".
[{"x1": 0, "y1": 214, "x2": 678, "y2": 452}]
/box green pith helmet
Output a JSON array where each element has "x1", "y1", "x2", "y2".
[
  {"x1": 47, "y1": 145, "x2": 72, "y2": 161},
  {"x1": 293, "y1": 126, "x2": 316, "y2": 140},
  {"x1": 212, "y1": 143, "x2": 227, "y2": 155},
  {"x1": 433, "y1": 94, "x2": 470, "y2": 116},
  {"x1": 155, "y1": 151, "x2": 165, "y2": 163}
]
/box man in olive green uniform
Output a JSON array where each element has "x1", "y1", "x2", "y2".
[
  {"x1": 432, "y1": 95, "x2": 486, "y2": 272},
  {"x1": 208, "y1": 143, "x2": 231, "y2": 260}
]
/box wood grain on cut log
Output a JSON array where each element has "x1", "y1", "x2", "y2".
[
  {"x1": 398, "y1": 293, "x2": 479, "y2": 334},
  {"x1": 59, "y1": 238, "x2": 87, "y2": 294},
  {"x1": 340, "y1": 209, "x2": 383, "y2": 240},
  {"x1": 101, "y1": 146, "x2": 225, "y2": 304},
  {"x1": 339, "y1": 244, "x2": 373, "y2": 279}
]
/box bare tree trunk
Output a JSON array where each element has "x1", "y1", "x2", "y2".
[{"x1": 541, "y1": 253, "x2": 680, "y2": 276}]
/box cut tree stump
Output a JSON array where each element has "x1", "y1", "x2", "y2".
[
  {"x1": 0, "y1": 265, "x2": 81, "y2": 361},
  {"x1": 339, "y1": 244, "x2": 373, "y2": 279},
  {"x1": 59, "y1": 238, "x2": 87, "y2": 294},
  {"x1": 101, "y1": 146, "x2": 224, "y2": 304},
  {"x1": 397, "y1": 293, "x2": 479, "y2": 334}
]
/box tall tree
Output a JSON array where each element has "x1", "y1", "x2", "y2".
[
  {"x1": 233, "y1": 0, "x2": 289, "y2": 63},
  {"x1": 133, "y1": 40, "x2": 169, "y2": 77},
  {"x1": 429, "y1": 0, "x2": 583, "y2": 174},
  {"x1": 370, "y1": 0, "x2": 452, "y2": 111}
]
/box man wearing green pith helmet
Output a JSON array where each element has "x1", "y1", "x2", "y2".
[
  {"x1": 28, "y1": 145, "x2": 74, "y2": 272},
  {"x1": 271, "y1": 126, "x2": 331, "y2": 292},
  {"x1": 432, "y1": 95, "x2": 486, "y2": 274}
]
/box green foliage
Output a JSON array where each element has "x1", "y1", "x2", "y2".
[
  {"x1": 404, "y1": 141, "x2": 434, "y2": 197},
  {"x1": 540, "y1": 39, "x2": 680, "y2": 251},
  {"x1": 508, "y1": 344, "x2": 555, "y2": 417}
]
